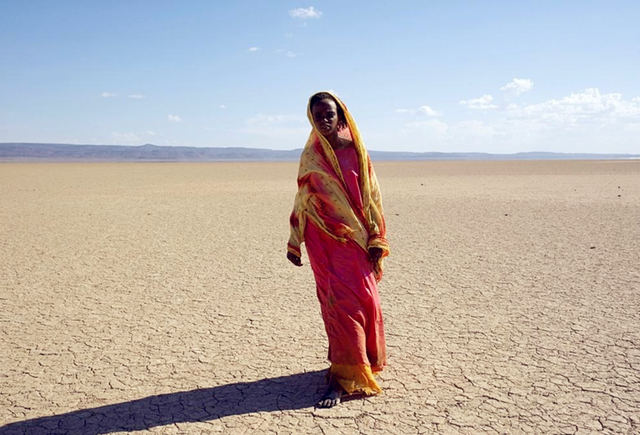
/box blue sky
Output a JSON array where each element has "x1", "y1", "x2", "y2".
[{"x1": 1, "y1": 1, "x2": 639, "y2": 153}]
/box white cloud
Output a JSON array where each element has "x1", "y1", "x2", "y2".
[
  {"x1": 101, "y1": 92, "x2": 117, "y2": 98},
  {"x1": 275, "y1": 49, "x2": 300, "y2": 58},
  {"x1": 168, "y1": 114, "x2": 183, "y2": 123},
  {"x1": 500, "y1": 78, "x2": 534, "y2": 97},
  {"x1": 391, "y1": 88, "x2": 640, "y2": 153},
  {"x1": 144, "y1": 130, "x2": 157, "y2": 136},
  {"x1": 460, "y1": 94, "x2": 498, "y2": 110},
  {"x1": 454, "y1": 88, "x2": 640, "y2": 152},
  {"x1": 220, "y1": 104, "x2": 227, "y2": 109},
  {"x1": 249, "y1": 47, "x2": 259, "y2": 52},
  {"x1": 285, "y1": 32, "x2": 294, "y2": 38},
  {"x1": 508, "y1": 88, "x2": 640, "y2": 126},
  {"x1": 128, "y1": 94, "x2": 145, "y2": 99},
  {"x1": 289, "y1": 7, "x2": 322, "y2": 19},
  {"x1": 417, "y1": 106, "x2": 441, "y2": 116},
  {"x1": 395, "y1": 105, "x2": 442, "y2": 116}
]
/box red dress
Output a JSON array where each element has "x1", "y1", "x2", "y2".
[{"x1": 303, "y1": 147, "x2": 386, "y2": 394}]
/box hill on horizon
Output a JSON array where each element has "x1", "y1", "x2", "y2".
[{"x1": 1, "y1": 142, "x2": 638, "y2": 162}]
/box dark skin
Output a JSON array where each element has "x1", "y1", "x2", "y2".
[{"x1": 287, "y1": 98, "x2": 383, "y2": 408}]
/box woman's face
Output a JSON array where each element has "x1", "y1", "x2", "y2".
[{"x1": 311, "y1": 98, "x2": 339, "y2": 137}]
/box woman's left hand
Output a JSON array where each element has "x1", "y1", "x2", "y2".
[
  {"x1": 287, "y1": 251, "x2": 303, "y2": 267},
  {"x1": 369, "y1": 247, "x2": 383, "y2": 279},
  {"x1": 368, "y1": 247, "x2": 383, "y2": 264}
]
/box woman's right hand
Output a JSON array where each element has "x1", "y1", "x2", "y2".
[{"x1": 287, "y1": 251, "x2": 303, "y2": 267}]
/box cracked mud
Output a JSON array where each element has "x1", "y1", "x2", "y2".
[{"x1": 1, "y1": 160, "x2": 639, "y2": 434}]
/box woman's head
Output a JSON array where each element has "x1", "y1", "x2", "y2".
[{"x1": 309, "y1": 92, "x2": 348, "y2": 136}]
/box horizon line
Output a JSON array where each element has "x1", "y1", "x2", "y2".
[{"x1": 1, "y1": 142, "x2": 639, "y2": 157}]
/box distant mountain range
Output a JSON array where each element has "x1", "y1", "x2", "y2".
[{"x1": 1, "y1": 143, "x2": 638, "y2": 162}]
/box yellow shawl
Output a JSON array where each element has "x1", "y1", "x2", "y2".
[{"x1": 288, "y1": 91, "x2": 389, "y2": 280}]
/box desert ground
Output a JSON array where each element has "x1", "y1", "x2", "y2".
[{"x1": 1, "y1": 160, "x2": 639, "y2": 435}]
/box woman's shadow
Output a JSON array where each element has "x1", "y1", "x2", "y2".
[{"x1": 0, "y1": 370, "x2": 326, "y2": 435}]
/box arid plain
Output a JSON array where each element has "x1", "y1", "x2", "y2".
[{"x1": 1, "y1": 160, "x2": 639, "y2": 434}]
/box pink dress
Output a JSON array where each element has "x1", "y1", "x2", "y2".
[{"x1": 303, "y1": 147, "x2": 386, "y2": 394}]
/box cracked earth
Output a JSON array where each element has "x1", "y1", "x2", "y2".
[{"x1": 1, "y1": 160, "x2": 639, "y2": 434}]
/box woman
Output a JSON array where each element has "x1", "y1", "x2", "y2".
[{"x1": 287, "y1": 91, "x2": 390, "y2": 408}]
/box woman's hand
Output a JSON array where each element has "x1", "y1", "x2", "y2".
[
  {"x1": 287, "y1": 251, "x2": 303, "y2": 267},
  {"x1": 368, "y1": 247, "x2": 383, "y2": 264},
  {"x1": 369, "y1": 247, "x2": 383, "y2": 278}
]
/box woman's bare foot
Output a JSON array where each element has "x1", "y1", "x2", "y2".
[{"x1": 316, "y1": 375, "x2": 343, "y2": 408}]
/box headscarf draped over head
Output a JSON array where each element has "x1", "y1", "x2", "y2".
[{"x1": 288, "y1": 91, "x2": 389, "y2": 281}]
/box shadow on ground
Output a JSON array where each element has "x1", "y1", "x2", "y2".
[{"x1": 0, "y1": 370, "x2": 326, "y2": 435}]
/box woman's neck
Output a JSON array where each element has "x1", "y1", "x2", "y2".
[{"x1": 325, "y1": 134, "x2": 351, "y2": 151}]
